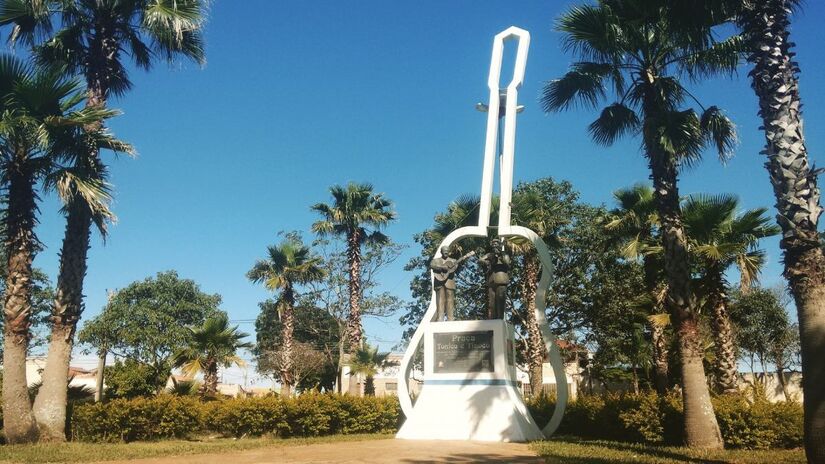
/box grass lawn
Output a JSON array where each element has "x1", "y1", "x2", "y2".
[
  {"x1": 532, "y1": 437, "x2": 806, "y2": 463},
  {"x1": 0, "y1": 433, "x2": 391, "y2": 463}
]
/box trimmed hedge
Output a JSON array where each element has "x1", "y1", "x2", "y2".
[
  {"x1": 527, "y1": 390, "x2": 803, "y2": 450},
  {"x1": 72, "y1": 393, "x2": 400, "y2": 442},
  {"x1": 73, "y1": 396, "x2": 201, "y2": 442},
  {"x1": 69, "y1": 390, "x2": 801, "y2": 449}
]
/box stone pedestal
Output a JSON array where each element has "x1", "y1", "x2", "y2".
[{"x1": 396, "y1": 320, "x2": 543, "y2": 442}]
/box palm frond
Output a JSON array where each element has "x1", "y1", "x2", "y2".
[
  {"x1": 700, "y1": 106, "x2": 737, "y2": 162},
  {"x1": 541, "y1": 68, "x2": 608, "y2": 112},
  {"x1": 588, "y1": 103, "x2": 640, "y2": 146}
]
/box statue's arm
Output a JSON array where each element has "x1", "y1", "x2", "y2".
[{"x1": 430, "y1": 261, "x2": 448, "y2": 273}]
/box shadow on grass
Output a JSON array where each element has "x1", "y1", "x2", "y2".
[{"x1": 536, "y1": 436, "x2": 731, "y2": 464}]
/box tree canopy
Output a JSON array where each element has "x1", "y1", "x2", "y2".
[{"x1": 78, "y1": 270, "x2": 223, "y2": 376}]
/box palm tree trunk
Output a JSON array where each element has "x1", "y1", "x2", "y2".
[
  {"x1": 743, "y1": 2, "x2": 825, "y2": 460},
  {"x1": 280, "y1": 286, "x2": 295, "y2": 397},
  {"x1": 643, "y1": 256, "x2": 670, "y2": 394},
  {"x1": 651, "y1": 322, "x2": 670, "y2": 394},
  {"x1": 2, "y1": 164, "x2": 40, "y2": 444},
  {"x1": 521, "y1": 252, "x2": 545, "y2": 396},
  {"x1": 706, "y1": 268, "x2": 739, "y2": 394},
  {"x1": 646, "y1": 121, "x2": 723, "y2": 448},
  {"x1": 204, "y1": 358, "x2": 218, "y2": 397},
  {"x1": 32, "y1": 200, "x2": 91, "y2": 441},
  {"x1": 336, "y1": 319, "x2": 346, "y2": 394},
  {"x1": 346, "y1": 231, "x2": 363, "y2": 350},
  {"x1": 33, "y1": 56, "x2": 109, "y2": 438},
  {"x1": 776, "y1": 361, "x2": 790, "y2": 401}
]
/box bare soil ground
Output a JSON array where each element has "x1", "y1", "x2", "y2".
[{"x1": 96, "y1": 439, "x2": 543, "y2": 464}]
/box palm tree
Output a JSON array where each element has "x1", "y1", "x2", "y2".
[
  {"x1": 682, "y1": 194, "x2": 779, "y2": 393},
  {"x1": 542, "y1": 1, "x2": 739, "y2": 448},
  {"x1": 349, "y1": 343, "x2": 395, "y2": 396},
  {"x1": 311, "y1": 182, "x2": 396, "y2": 350},
  {"x1": 511, "y1": 188, "x2": 554, "y2": 397},
  {"x1": 247, "y1": 236, "x2": 325, "y2": 397},
  {"x1": 0, "y1": 0, "x2": 207, "y2": 441},
  {"x1": 606, "y1": 184, "x2": 671, "y2": 394},
  {"x1": 737, "y1": 2, "x2": 824, "y2": 459},
  {"x1": 0, "y1": 54, "x2": 123, "y2": 443},
  {"x1": 666, "y1": 0, "x2": 823, "y2": 454},
  {"x1": 173, "y1": 314, "x2": 253, "y2": 398}
]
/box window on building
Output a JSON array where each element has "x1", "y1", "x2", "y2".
[{"x1": 385, "y1": 382, "x2": 397, "y2": 391}]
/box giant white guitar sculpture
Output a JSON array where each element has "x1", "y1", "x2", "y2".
[{"x1": 396, "y1": 26, "x2": 568, "y2": 442}]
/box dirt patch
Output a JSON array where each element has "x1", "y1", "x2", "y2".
[{"x1": 96, "y1": 438, "x2": 543, "y2": 464}]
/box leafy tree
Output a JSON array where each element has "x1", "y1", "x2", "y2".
[
  {"x1": 542, "y1": 0, "x2": 740, "y2": 448},
  {"x1": 349, "y1": 343, "x2": 394, "y2": 397},
  {"x1": 605, "y1": 183, "x2": 671, "y2": 393},
  {"x1": 730, "y1": 287, "x2": 800, "y2": 400},
  {"x1": 682, "y1": 194, "x2": 779, "y2": 393},
  {"x1": 587, "y1": 254, "x2": 651, "y2": 393},
  {"x1": 247, "y1": 235, "x2": 324, "y2": 397},
  {"x1": 258, "y1": 341, "x2": 328, "y2": 394},
  {"x1": 311, "y1": 182, "x2": 396, "y2": 349},
  {"x1": 0, "y1": 54, "x2": 123, "y2": 443},
  {"x1": 401, "y1": 178, "x2": 640, "y2": 396},
  {"x1": 511, "y1": 179, "x2": 591, "y2": 395},
  {"x1": 301, "y1": 237, "x2": 403, "y2": 392},
  {"x1": 173, "y1": 313, "x2": 252, "y2": 398},
  {"x1": 103, "y1": 358, "x2": 165, "y2": 399},
  {"x1": 0, "y1": 0, "x2": 208, "y2": 442},
  {"x1": 78, "y1": 271, "x2": 222, "y2": 395},
  {"x1": 254, "y1": 300, "x2": 339, "y2": 392}
]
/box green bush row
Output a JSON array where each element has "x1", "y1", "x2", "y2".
[
  {"x1": 71, "y1": 393, "x2": 401, "y2": 442},
  {"x1": 527, "y1": 390, "x2": 803, "y2": 450}
]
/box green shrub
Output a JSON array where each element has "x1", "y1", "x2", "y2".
[
  {"x1": 712, "y1": 394, "x2": 803, "y2": 449},
  {"x1": 72, "y1": 396, "x2": 201, "y2": 442},
  {"x1": 202, "y1": 396, "x2": 284, "y2": 437},
  {"x1": 71, "y1": 393, "x2": 401, "y2": 442},
  {"x1": 527, "y1": 390, "x2": 802, "y2": 450}
]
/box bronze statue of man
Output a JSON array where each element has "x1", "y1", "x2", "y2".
[
  {"x1": 430, "y1": 246, "x2": 474, "y2": 321},
  {"x1": 479, "y1": 238, "x2": 511, "y2": 319}
]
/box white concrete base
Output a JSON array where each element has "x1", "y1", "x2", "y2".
[
  {"x1": 396, "y1": 382, "x2": 542, "y2": 442},
  {"x1": 396, "y1": 320, "x2": 542, "y2": 442}
]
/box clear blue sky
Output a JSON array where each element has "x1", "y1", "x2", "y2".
[{"x1": 29, "y1": 1, "x2": 825, "y2": 367}]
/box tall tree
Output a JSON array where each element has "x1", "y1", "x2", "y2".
[
  {"x1": 682, "y1": 194, "x2": 779, "y2": 393},
  {"x1": 668, "y1": 0, "x2": 824, "y2": 456},
  {"x1": 78, "y1": 271, "x2": 222, "y2": 393},
  {"x1": 173, "y1": 313, "x2": 252, "y2": 398},
  {"x1": 247, "y1": 235, "x2": 324, "y2": 397},
  {"x1": 0, "y1": 54, "x2": 121, "y2": 443},
  {"x1": 511, "y1": 181, "x2": 573, "y2": 396},
  {"x1": 254, "y1": 300, "x2": 340, "y2": 392},
  {"x1": 311, "y1": 182, "x2": 396, "y2": 350},
  {"x1": 0, "y1": 0, "x2": 208, "y2": 441},
  {"x1": 542, "y1": 1, "x2": 739, "y2": 447},
  {"x1": 300, "y1": 237, "x2": 402, "y2": 392},
  {"x1": 738, "y1": 1, "x2": 824, "y2": 459},
  {"x1": 605, "y1": 184, "x2": 671, "y2": 393},
  {"x1": 730, "y1": 286, "x2": 800, "y2": 400}
]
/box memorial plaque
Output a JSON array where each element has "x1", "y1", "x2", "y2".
[{"x1": 433, "y1": 331, "x2": 494, "y2": 373}]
